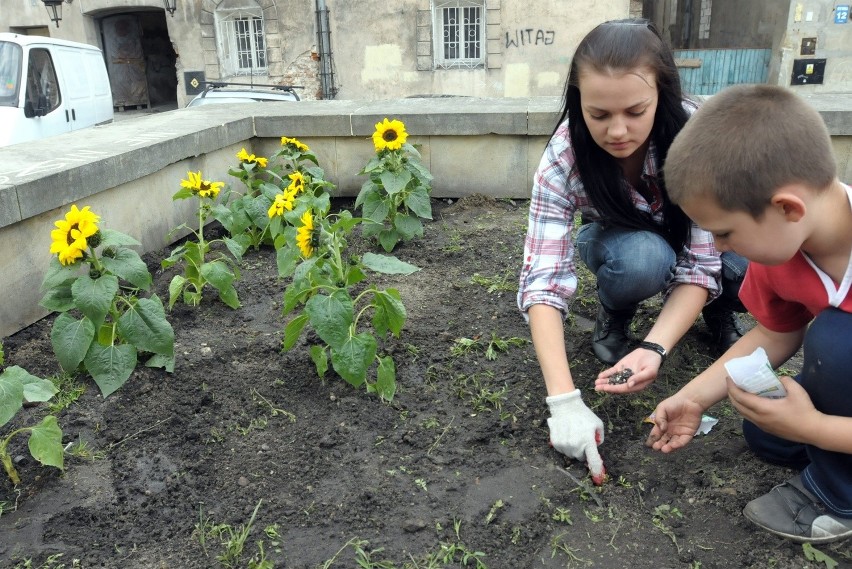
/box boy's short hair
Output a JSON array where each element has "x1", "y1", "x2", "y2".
[{"x1": 665, "y1": 84, "x2": 837, "y2": 217}]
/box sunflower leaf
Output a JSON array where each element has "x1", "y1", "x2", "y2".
[
  {"x1": 100, "y1": 247, "x2": 152, "y2": 290},
  {"x1": 71, "y1": 274, "x2": 119, "y2": 330},
  {"x1": 84, "y1": 342, "x2": 137, "y2": 398},
  {"x1": 50, "y1": 313, "x2": 96, "y2": 372},
  {"x1": 330, "y1": 333, "x2": 376, "y2": 388}
]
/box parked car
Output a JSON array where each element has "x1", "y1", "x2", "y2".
[
  {"x1": 185, "y1": 82, "x2": 301, "y2": 107},
  {"x1": 0, "y1": 33, "x2": 113, "y2": 147}
]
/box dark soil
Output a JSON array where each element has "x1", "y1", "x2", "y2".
[{"x1": 1, "y1": 197, "x2": 850, "y2": 569}]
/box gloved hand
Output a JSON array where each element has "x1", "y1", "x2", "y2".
[{"x1": 546, "y1": 389, "x2": 606, "y2": 484}]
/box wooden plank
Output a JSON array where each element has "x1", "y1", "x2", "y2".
[{"x1": 675, "y1": 58, "x2": 702, "y2": 68}]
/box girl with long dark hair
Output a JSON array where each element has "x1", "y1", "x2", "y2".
[{"x1": 517, "y1": 19, "x2": 747, "y2": 481}]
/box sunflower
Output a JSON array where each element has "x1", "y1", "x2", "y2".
[
  {"x1": 181, "y1": 171, "x2": 224, "y2": 198},
  {"x1": 372, "y1": 118, "x2": 408, "y2": 152},
  {"x1": 267, "y1": 189, "x2": 297, "y2": 218},
  {"x1": 236, "y1": 148, "x2": 268, "y2": 169},
  {"x1": 295, "y1": 210, "x2": 316, "y2": 258},
  {"x1": 280, "y1": 136, "x2": 309, "y2": 153},
  {"x1": 49, "y1": 205, "x2": 100, "y2": 265},
  {"x1": 287, "y1": 171, "x2": 306, "y2": 194}
]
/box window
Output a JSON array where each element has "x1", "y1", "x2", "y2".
[
  {"x1": 25, "y1": 48, "x2": 61, "y2": 116},
  {"x1": 215, "y1": 0, "x2": 267, "y2": 76},
  {"x1": 433, "y1": 0, "x2": 485, "y2": 69}
]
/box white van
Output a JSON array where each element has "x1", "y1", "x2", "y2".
[{"x1": 0, "y1": 33, "x2": 113, "y2": 147}]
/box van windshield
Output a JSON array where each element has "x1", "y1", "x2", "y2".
[{"x1": 0, "y1": 41, "x2": 23, "y2": 108}]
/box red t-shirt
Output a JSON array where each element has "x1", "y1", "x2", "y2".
[
  {"x1": 741, "y1": 252, "x2": 852, "y2": 333},
  {"x1": 740, "y1": 183, "x2": 852, "y2": 333}
]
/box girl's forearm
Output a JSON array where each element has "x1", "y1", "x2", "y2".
[{"x1": 528, "y1": 304, "x2": 575, "y2": 396}]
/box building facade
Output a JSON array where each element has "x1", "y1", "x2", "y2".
[{"x1": 0, "y1": 0, "x2": 629, "y2": 107}]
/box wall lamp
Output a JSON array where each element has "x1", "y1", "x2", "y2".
[
  {"x1": 163, "y1": 0, "x2": 177, "y2": 16},
  {"x1": 42, "y1": 0, "x2": 64, "y2": 28}
]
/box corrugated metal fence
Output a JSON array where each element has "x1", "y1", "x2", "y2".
[{"x1": 674, "y1": 48, "x2": 772, "y2": 95}]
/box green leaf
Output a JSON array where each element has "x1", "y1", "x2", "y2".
[
  {"x1": 802, "y1": 543, "x2": 839, "y2": 569},
  {"x1": 51, "y1": 313, "x2": 96, "y2": 372},
  {"x1": 404, "y1": 187, "x2": 433, "y2": 220},
  {"x1": 98, "y1": 228, "x2": 141, "y2": 249},
  {"x1": 372, "y1": 288, "x2": 407, "y2": 337},
  {"x1": 359, "y1": 155, "x2": 384, "y2": 174},
  {"x1": 84, "y1": 342, "x2": 137, "y2": 398},
  {"x1": 380, "y1": 169, "x2": 411, "y2": 196},
  {"x1": 276, "y1": 243, "x2": 301, "y2": 279},
  {"x1": 160, "y1": 243, "x2": 188, "y2": 269},
  {"x1": 330, "y1": 333, "x2": 376, "y2": 388},
  {"x1": 282, "y1": 314, "x2": 309, "y2": 351},
  {"x1": 217, "y1": 284, "x2": 241, "y2": 309},
  {"x1": 310, "y1": 345, "x2": 328, "y2": 377},
  {"x1": 361, "y1": 253, "x2": 420, "y2": 275},
  {"x1": 145, "y1": 352, "x2": 175, "y2": 373},
  {"x1": 41, "y1": 257, "x2": 82, "y2": 292},
  {"x1": 28, "y1": 415, "x2": 64, "y2": 471},
  {"x1": 0, "y1": 369, "x2": 25, "y2": 427},
  {"x1": 378, "y1": 229, "x2": 400, "y2": 252},
  {"x1": 394, "y1": 214, "x2": 423, "y2": 240},
  {"x1": 20, "y1": 372, "x2": 57, "y2": 403},
  {"x1": 355, "y1": 181, "x2": 377, "y2": 209},
  {"x1": 223, "y1": 236, "x2": 249, "y2": 262},
  {"x1": 100, "y1": 248, "x2": 152, "y2": 290},
  {"x1": 305, "y1": 291, "x2": 354, "y2": 350},
  {"x1": 259, "y1": 182, "x2": 282, "y2": 201},
  {"x1": 200, "y1": 261, "x2": 241, "y2": 308},
  {"x1": 374, "y1": 356, "x2": 397, "y2": 402},
  {"x1": 361, "y1": 192, "x2": 390, "y2": 225},
  {"x1": 172, "y1": 187, "x2": 195, "y2": 200},
  {"x1": 168, "y1": 275, "x2": 187, "y2": 309},
  {"x1": 40, "y1": 281, "x2": 75, "y2": 312},
  {"x1": 246, "y1": 195, "x2": 273, "y2": 227},
  {"x1": 71, "y1": 274, "x2": 119, "y2": 330},
  {"x1": 117, "y1": 296, "x2": 175, "y2": 356}
]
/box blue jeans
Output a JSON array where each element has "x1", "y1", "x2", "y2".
[
  {"x1": 742, "y1": 307, "x2": 852, "y2": 518},
  {"x1": 575, "y1": 222, "x2": 747, "y2": 312}
]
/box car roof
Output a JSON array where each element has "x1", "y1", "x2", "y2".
[{"x1": 186, "y1": 81, "x2": 301, "y2": 107}]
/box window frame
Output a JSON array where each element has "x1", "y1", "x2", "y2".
[
  {"x1": 432, "y1": 0, "x2": 486, "y2": 70},
  {"x1": 215, "y1": 5, "x2": 268, "y2": 77}
]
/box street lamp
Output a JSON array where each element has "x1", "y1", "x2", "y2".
[
  {"x1": 163, "y1": 0, "x2": 177, "y2": 16},
  {"x1": 43, "y1": 0, "x2": 63, "y2": 28}
]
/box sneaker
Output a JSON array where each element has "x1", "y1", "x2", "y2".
[
  {"x1": 592, "y1": 305, "x2": 634, "y2": 365},
  {"x1": 702, "y1": 303, "x2": 743, "y2": 353},
  {"x1": 743, "y1": 474, "x2": 852, "y2": 543}
]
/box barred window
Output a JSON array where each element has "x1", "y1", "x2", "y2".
[
  {"x1": 215, "y1": 0, "x2": 267, "y2": 76},
  {"x1": 433, "y1": 0, "x2": 485, "y2": 69}
]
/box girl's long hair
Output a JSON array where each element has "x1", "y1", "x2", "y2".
[{"x1": 556, "y1": 19, "x2": 691, "y2": 252}]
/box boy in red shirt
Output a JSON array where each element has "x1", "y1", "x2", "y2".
[{"x1": 643, "y1": 84, "x2": 852, "y2": 543}]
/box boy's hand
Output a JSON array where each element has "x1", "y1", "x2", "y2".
[
  {"x1": 546, "y1": 390, "x2": 606, "y2": 483},
  {"x1": 645, "y1": 395, "x2": 704, "y2": 452},
  {"x1": 726, "y1": 376, "x2": 820, "y2": 444},
  {"x1": 594, "y1": 348, "x2": 662, "y2": 394}
]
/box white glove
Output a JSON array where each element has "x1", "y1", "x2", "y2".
[{"x1": 546, "y1": 389, "x2": 606, "y2": 482}]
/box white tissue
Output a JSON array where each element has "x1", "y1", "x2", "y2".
[{"x1": 724, "y1": 347, "x2": 787, "y2": 398}]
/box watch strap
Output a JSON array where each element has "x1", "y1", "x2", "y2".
[{"x1": 638, "y1": 341, "x2": 667, "y2": 364}]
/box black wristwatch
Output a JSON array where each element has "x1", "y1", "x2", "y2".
[{"x1": 638, "y1": 341, "x2": 667, "y2": 364}]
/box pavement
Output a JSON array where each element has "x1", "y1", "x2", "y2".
[{"x1": 112, "y1": 102, "x2": 179, "y2": 122}]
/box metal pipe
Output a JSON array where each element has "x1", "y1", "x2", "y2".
[{"x1": 315, "y1": 0, "x2": 336, "y2": 99}]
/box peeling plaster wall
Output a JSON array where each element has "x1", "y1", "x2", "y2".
[{"x1": 329, "y1": 0, "x2": 629, "y2": 100}]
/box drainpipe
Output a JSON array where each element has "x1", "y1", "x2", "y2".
[{"x1": 315, "y1": 0, "x2": 336, "y2": 99}]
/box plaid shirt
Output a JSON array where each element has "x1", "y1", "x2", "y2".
[{"x1": 518, "y1": 120, "x2": 722, "y2": 315}]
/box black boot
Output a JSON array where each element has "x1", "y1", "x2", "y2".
[
  {"x1": 592, "y1": 305, "x2": 635, "y2": 365},
  {"x1": 702, "y1": 303, "x2": 744, "y2": 353}
]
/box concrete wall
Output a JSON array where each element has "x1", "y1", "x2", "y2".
[
  {"x1": 772, "y1": 0, "x2": 852, "y2": 93},
  {"x1": 1, "y1": 94, "x2": 850, "y2": 339},
  {"x1": 330, "y1": 0, "x2": 629, "y2": 101}
]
